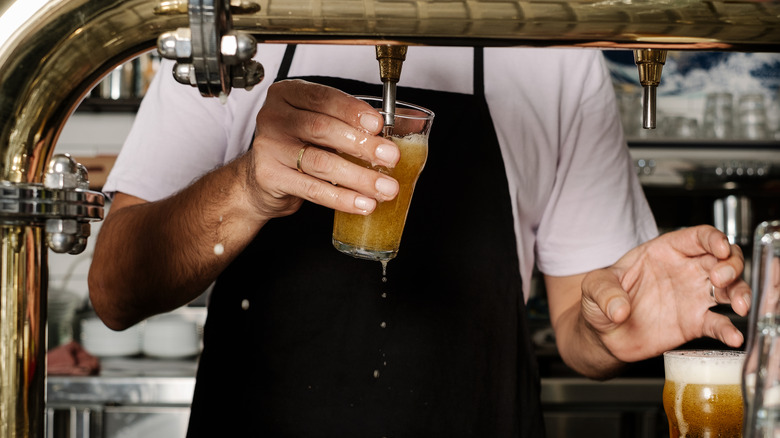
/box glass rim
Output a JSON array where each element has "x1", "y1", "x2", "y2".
[
  {"x1": 354, "y1": 95, "x2": 434, "y2": 120},
  {"x1": 663, "y1": 349, "x2": 746, "y2": 360}
]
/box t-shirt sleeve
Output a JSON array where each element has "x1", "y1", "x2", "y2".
[
  {"x1": 534, "y1": 52, "x2": 658, "y2": 277},
  {"x1": 103, "y1": 59, "x2": 235, "y2": 202}
]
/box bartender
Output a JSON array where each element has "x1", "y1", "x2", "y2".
[{"x1": 88, "y1": 44, "x2": 749, "y2": 437}]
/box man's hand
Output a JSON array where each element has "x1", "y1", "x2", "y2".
[
  {"x1": 581, "y1": 225, "x2": 750, "y2": 363},
  {"x1": 244, "y1": 79, "x2": 402, "y2": 221}
]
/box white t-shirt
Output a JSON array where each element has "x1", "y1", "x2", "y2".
[{"x1": 105, "y1": 44, "x2": 658, "y2": 298}]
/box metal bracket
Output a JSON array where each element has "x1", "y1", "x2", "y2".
[
  {"x1": 0, "y1": 154, "x2": 105, "y2": 254},
  {"x1": 157, "y1": 0, "x2": 264, "y2": 98}
]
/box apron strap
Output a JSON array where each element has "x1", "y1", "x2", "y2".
[{"x1": 276, "y1": 44, "x2": 298, "y2": 81}]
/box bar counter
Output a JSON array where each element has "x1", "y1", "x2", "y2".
[{"x1": 47, "y1": 357, "x2": 666, "y2": 437}]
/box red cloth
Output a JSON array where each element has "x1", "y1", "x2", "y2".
[{"x1": 47, "y1": 342, "x2": 100, "y2": 376}]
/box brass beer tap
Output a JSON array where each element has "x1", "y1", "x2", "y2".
[
  {"x1": 376, "y1": 45, "x2": 408, "y2": 136},
  {"x1": 633, "y1": 49, "x2": 668, "y2": 130}
]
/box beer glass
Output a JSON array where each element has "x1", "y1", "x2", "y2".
[
  {"x1": 663, "y1": 350, "x2": 746, "y2": 437},
  {"x1": 743, "y1": 220, "x2": 780, "y2": 438},
  {"x1": 332, "y1": 97, "x2": 434, "y2": 262}
]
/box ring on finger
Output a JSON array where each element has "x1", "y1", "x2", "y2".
[
  {"x1": 708, "y1": 278, "x2": 718, "y2": 303},
  {"x1": 296, "y1": 146, "x2": 308, "y2": 173}
]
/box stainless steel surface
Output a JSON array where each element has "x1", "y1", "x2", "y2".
[
  {"x1": 629, "y1": 143, "x2": 780, "y2": 188},
  {"x1": 47, "y1": 362, "x2": 196, "y2": 438},
  {"x1": 1, "y1": 0, "x2": 779, "y2": 436},
  {"x1": 543, "y1": 377, "x2": 666, "y2": 438},
  {"x1": 46, "y1": 360, "x2": 665, "y2": 438},
  {"x1": 541, "y1": 377, "x2": 663, "y2": 404}
]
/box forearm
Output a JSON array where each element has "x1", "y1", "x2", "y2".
[
  {"x1": 552, "y1": 303, "x2": 625, "y2": 380},
  {"x1": 89, "y1": 153, "x2": 264, "y2": 329},
  {"x1": 545, "y1": 273, "x2": 625, "y2": 380}
]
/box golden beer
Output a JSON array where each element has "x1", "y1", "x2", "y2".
[
  {"x1": 662, "y1": 350, "x2": 745, "y2": 438},
  {"x1": 332, "y1": 97, "x2": 434, "y2": 262}
]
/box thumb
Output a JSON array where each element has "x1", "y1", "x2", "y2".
[{"x1": 582, "y1": 269, "x2": 631, "y2": 325}]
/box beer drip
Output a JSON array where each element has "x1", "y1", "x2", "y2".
[{"x1": 376, "y1": 45, "x2": 408, "y2": 136}]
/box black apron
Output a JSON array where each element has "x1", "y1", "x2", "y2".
[{"x1": 187, "y1": 46, "x2": 545, "y2": 437}]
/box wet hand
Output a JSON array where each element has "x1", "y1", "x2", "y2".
[{"x1": 246, "y1": 79, "x2": 401, "y2": 219}]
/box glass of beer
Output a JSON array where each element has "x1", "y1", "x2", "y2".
[
  {"x1": 332, "y1": 96, "x2": 434, "y2": 262},
  {"x1": 663, "y1": 350, "x2": 746, "y2": 438}
]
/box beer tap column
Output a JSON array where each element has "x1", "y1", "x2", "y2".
[
  {"x1": 633, "y1": 49, "x2": 667, "y2": 130},
  {"x1": 375, "y1": 45, "x2": 408, "y2": 135}
]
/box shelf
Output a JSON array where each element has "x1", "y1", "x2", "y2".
[
  {"x1": 628, "y1": 137, "x2": 780, "y2": 149},
  {"x1": 75, "y1": 98, "x2": 142, "y2": 113}
]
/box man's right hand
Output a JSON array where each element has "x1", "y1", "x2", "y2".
[{"x1": 243, "y1": 79, "x2": 401, "y2": 221}]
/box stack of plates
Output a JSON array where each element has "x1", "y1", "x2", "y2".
[
  {"x1": 142, "y1": 314, "x2": 200, "y2": 359},
  {"x1": 80, "y1": 317, "x2": 142, "y2": 357}
]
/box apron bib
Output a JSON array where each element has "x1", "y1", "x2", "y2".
[{"x1": 187, "y1": 46, "x2": 545, "y2": 437}]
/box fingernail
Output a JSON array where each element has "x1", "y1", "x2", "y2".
[
  {"x1": 715, "y1": 265, "x2": 736, "y2": 283},
  {"x1": 375, "y1": 177, "x2": 398, "y2": 198},
  {"x1": 360, "y1": 113, "x2": 381, "y2": 132},
  {"x1": 354, "y1": 196, "x2": 375, "y2": 212},
  {"x1": 375, "y1": 144, "x2": 399, "y2": 165}
]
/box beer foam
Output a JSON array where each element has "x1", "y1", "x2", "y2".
[
  {"x1": 396, "y1": 133, "x2": 427, "y2": 146},
  {"x1": 664, "y1": 350, "x2": 745, "y2": 385}
]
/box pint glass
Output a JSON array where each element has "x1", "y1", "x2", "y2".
[
  {"x1": 332, "y1": 97, "x2": 434, "y2": 262},
  {"x1": 663, "y1": 350, "x2": 746, "y2": 437}
]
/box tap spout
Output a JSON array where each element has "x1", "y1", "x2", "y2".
[
  {"x1": 633, "y1": 49, "x2": 667, "y2": 130},
  {"x1": 376, "y1": 45, "x2": 408, "y2": 135}
]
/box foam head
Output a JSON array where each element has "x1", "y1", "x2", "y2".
[{"x1": 664, "y1": 350, "x2": 745, "y2": 385}]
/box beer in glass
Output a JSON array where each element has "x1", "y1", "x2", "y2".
[
  {"x1": 332, "y1": 97, "x2": 434, "y2": 262},
  {"x1": 663, "y1": 350, "x2": 745, "y2": 438}
]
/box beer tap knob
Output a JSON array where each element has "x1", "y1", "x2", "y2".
[
  {"x1": 633, "y1": 49, "x2": 667, "y2": 130},
  {"x1": 376, "y1": 45, "x2": 408, "y2": 135}
]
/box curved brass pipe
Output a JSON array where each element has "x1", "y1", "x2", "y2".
[{"x1": 0, "y1": 0, "x2": 186, "y2": 184}]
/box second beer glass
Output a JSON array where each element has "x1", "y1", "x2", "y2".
[
  {"x1": 663, "y1": 350, "x2": 745, "y2": 438},
  {"x1": 332, "y1": 97, "x2": 434, "y2": 262}
]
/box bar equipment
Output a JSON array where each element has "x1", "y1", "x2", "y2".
[
  {"x1": 743, "y1": 220, "x2": 780, "y2": 438},
  {"x1": 1, "y1": 0, "x2": 779, "y2": 436},
  {"x1": 375, "y1": 45, "x2": 408, "y2": 135},
  {"x1": 634, "y1": 49, "x2": 668, "y2": 130}
]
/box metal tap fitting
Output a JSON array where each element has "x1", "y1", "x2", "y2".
[
  {"x1": 633, "y1": 49, "x2": 667, "y2": 130},
  {"x1": 376, "y1": 45, "x2": 408, "y2": 134}
]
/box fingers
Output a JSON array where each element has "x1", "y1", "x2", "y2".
[
  {"x1": 701, "y1": 310, "x2": 744, "y2": 348},
  {"x1": 295, "y1": 146, "x2": 399, "y2": 202},
  {"x1": 252, "y1": 80, "x2": 405, "y2": 215},
  {"x1": 694, "y1": 225, "x2": 733, "y2": 259},
  {"x1": 707, "y1": 243, "x2": 751, "y2": 316},
  {"x1": 268, "y1": 80, "x2": 400, "y2": 167},
  {"x1": 581, "y1": 269, "x2": 631, "y2": 325}
]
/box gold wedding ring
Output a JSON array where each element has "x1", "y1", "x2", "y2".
[{"x1": 296, "y1": 146, "x2": 308, "y2": 173}]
